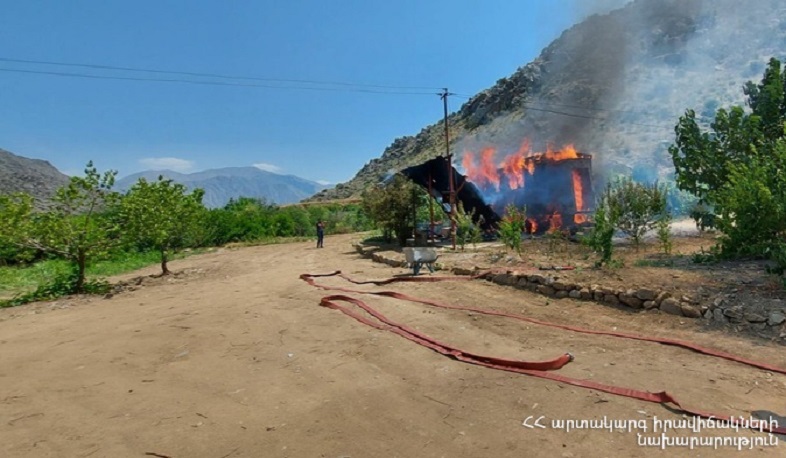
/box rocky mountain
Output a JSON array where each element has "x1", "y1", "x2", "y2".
[
  {"x1": 116, "y1": 167, "x2": 329, "y2": 208},
  {"x1": 310, "y1": 0, "x2": 786, "y2": 201},
  {"x1": 0, "y1": 148, "x2": 70, "y2": 203}
]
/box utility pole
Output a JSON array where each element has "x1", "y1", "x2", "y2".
[{"x1": 440, "y1": 88, "x2": 457, "y2": 250}]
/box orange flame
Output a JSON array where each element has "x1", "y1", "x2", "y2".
[
  {"x1": 572, "y1": 169, "x2": 584, "y2": 212},
  {"x1": 548, "y1": 212, "x2": 563, "y2": 233},
  {"x1": 574, "y1": 214, "x2": 588, "y2": 224},
  {"x1": 478, "y1": 147, "x2": 500, "y2": 190},
  {"x1": 501, "y1": 152, "x2": 525, "y2": 189},
  {"x1": 464, "y1": 140, "x2": 584, "y2": 194},
  {"x1": 462, "y1": 151, "x2": 477, "y2": 181},
  {"x1": 462, "y1": 149, "x2": 501, "y2": 190},
  {"x1": 543, "y1": 143, "x2": 579, "y2": 161},
  {"x1": 525, "y1": 218, "x2": 538, "y2": 234}
]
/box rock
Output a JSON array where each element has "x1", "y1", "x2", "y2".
[
  {"x1": 680, "y1": 303, "x2": 702, "y2": 318},
  {"x1": 654, "y1": 291, "x2": 671, "y2": 305},
  {"x1": 635, "y1": 288, "x2": 657, "y2": 301},
  {"x1": 703, "y1": 309, "x2": 713, "y2": 319},
  {"x1": 660, "y1": 298, "x2": 683, "y2": 316},
  {"x1": 643, "y1": 300, "x2": 657, "y2": 309},
  {"x1": 593, "y1": 292, "x2": 604, "y2": 301},
  {"x1": 723, "y1": 307, "x2": 743, "y2": 321},
  {"x1": 713, "y1": 308, "x2": 727, "y2": 323},
  {"x1": 768, "y1": 312, "x2": 786, "y2": 326},
  {"x1": 516, "y1": 278, "x2": 530, "y2": 289},
  {"x1": 103, "y1": 293, "x2": 114, "y2": 300},
  {"x1": 752, "y1": 322, "x2": 768, "y2": 331},
  {"x1": 555, "y1": 291, "x2": 569, "y2": 299},
  {"x1": 552, "y1": 281, "x2": 570, "y2": 291},
  {"x1": 600, "y1": 286, "x2": 616, "y2": 296},
  {"x1": 568, "y1": 290, "x2": 581, "y2": 299},
  {"x1": 619, "y1": 293, "x2": 643, "y2": 309},
  {"x1": 744, "y1": 312, "x2": 767, "y2": 323},
  {"x1": 528, "y1": 274, "x2": 546, "y2": 285},
  {"x1": 537, "y1": 285, "x2": 556, "y2": 296},
  {"x1": 603, "y1": 294, "x2": 620, "y2": 305},
  {"x1": 493, "y1": 274, "x2": 518, "y2": 286},
  {"x1": 453, "y1": 267, "x2": 473, "y2": 276},
  {"x1": 681, "y1": 295, "x2": 698, "y2": 305},
  {"x1": 579, "y1": 288, "x2": 592, "y2": 300},
  {"x1": 712, "y1": 297, "x2": 725, "y2": 308}
]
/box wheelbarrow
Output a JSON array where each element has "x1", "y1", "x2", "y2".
[{"x1": 403, "y1": 247, "x2": 439, "y2": 276}]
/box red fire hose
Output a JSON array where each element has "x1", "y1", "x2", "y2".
[{"x1": 300, "y1": 271, "x2": 786, "y2": 435}]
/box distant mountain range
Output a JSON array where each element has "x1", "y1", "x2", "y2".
[
  {"x1": 0, "y1": 148, "x2": 70, "y2": 205},
  {"x1": 0, "y1": 148, "x2": 329, "y2": 208},
  {"x1": 115, "y1": 167, "x2": 330, "y2": 208}
]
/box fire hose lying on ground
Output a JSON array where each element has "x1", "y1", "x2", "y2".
[{"x1": 299, "y1": 270, "x2": 786, "y2": 435}]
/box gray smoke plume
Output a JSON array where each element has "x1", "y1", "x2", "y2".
[{"x1": 455, "y1": 0, "x2": 786, "y2": 184}]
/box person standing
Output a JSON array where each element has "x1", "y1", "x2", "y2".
[{"x1": 316, "y1": 220, "x2": 325, "y2": 248}]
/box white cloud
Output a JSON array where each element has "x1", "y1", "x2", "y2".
[
  {"x1": 316, "y1": 180, "x2": 331, "y2": 185},
  {"x1": 253, "y1": 162, "x2": 283, "y2": 173},
  {"x1": 139, "y1": 157, "x2": 194, "y2": 172}
]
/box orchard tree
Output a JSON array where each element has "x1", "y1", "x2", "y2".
[
  {"x1": 669, "y1": 57, "x2": 786, "y2": 267},
  {"x1": 603, "y1": 177, "x2": 667, "y2": 249},
  {"x1": 121, "y1": 177, "x2": 205, "y2": 275},
  {"x1": 0, "y1": 162, "x2": 121, "y2": 292},
  {"x1": 670, "y1": 57, "x2": 785, "y2": 207},
  {"x1": 361, "y1": 174, "x2": 425, "y2": 246}
]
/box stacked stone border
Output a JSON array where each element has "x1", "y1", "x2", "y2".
[{"x1": 353, "y1": 244, "x2": 786, "y2": 332}]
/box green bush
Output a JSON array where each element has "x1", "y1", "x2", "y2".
[
  {"x1": 603, "y1": 177, "x2": 667, "y2": 249},
  {"x1": 498, "y1": 205, "x2": 526, "y2": 256},
  {"x1": 584, "y1": 199, "x2": 617, "y2": 267}
]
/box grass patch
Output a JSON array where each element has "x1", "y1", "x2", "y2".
[
  {"x1": 634, "y1": 258, "x2": 675, "y2": 268},
  {"x1": 0, "y1": 249, "x2": 205, "y2": 301},
  {"x1": 0, "y1": 259, "x2": 71, "y2": 298}
]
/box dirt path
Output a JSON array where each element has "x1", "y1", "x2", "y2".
[{"x1": 1, "y1": 235, "x2": 784, "y2": 457}]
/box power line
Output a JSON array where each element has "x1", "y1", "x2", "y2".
[
  {"x1": 0, "y1": 67, "x2": 437, "y2": 95},
  {"x1": 452, "y1": 93, "x2": 672, "y2": 129},
  {"x1": 0, "y1": 56, "x2": 442, "y2": 91},
  {"x1": 453, "y1": 92, "x2": 655, "y2": 117}
]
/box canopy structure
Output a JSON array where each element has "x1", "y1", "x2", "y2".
[{"x1": 400, "y1": 156, "x2": 499, "y2": 229}]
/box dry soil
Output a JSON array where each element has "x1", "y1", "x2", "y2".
[{"x1": 1, "y1": 234, "x2": 785, "y2": 457}]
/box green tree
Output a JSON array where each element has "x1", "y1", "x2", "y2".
[
  {"x1": 669, "y1": 57, "x2": 786, "y2": 270},
  {"x1": 361, "y1": 175, "x2": 425, "y2": 246},
  {"x1": 455, "y1": 203, "x2": 481, "y2": 251},
  {"x1": 604, "y1": 177, "x2": 667, "y2": 249},
  {"x1": 121, "y1": 177, "x2": 205, "y2": 275},
  {"x1": 0, "y1": 162, "x2": 120, "y2": 292},
  {"x1": 670, "y1": 57, "x2": 784, "y2": 209}
]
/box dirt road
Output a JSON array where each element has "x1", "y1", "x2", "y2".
[{"x1": 2, "y1": 235, "x2": 785, "y2": 457}]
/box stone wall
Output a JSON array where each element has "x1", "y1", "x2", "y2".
[{"x1": 353, "y1": 243, "x2": 786, "y2": 337}]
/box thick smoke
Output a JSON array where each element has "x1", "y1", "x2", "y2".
[{"x1": 455, "y1": 0, "x2": 786, "y2": 185}]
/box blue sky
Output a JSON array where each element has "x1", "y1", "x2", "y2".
[{"x1": 0, "y1": 0, "x2": 628, "y2": 184}]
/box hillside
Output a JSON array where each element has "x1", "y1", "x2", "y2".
[
  {"x1": 0, "y1": 148, "x2": 70, "y2": 203},
  {"x1": 116, "y1": 167, "x2": 328, "y2": 208},
  {"x1": 310, "y1": 0, "x2": 786, "y2": 201}
]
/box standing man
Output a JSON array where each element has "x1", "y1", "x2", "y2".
[{"x1": 316, "y1": 220, "x2": 325, "y2": 248}]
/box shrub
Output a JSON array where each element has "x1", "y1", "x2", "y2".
[{"x1": 498, "y1": 205, "x2": 526, "y2": 256}]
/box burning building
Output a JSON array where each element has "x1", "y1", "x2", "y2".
[
  {"x1": 398, "y1": 140, "x2": 594, "y2": 235},
  {"x1": 461, "y1": 142, "x2": 594, "y2": 233}
]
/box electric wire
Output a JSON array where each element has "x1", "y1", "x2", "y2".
[
  {"x1": 0, "y1": 57, "x2": 676, "y2": 128},
  {"x1": 451, "y1": 93, "x2": 673, "y2": 130},
  {"x1": 0, "y1": 67, "x2": 437, "y2": 95},
  {"x1": 0, "y1": 56, "x2": 442, "y2": 91}
]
